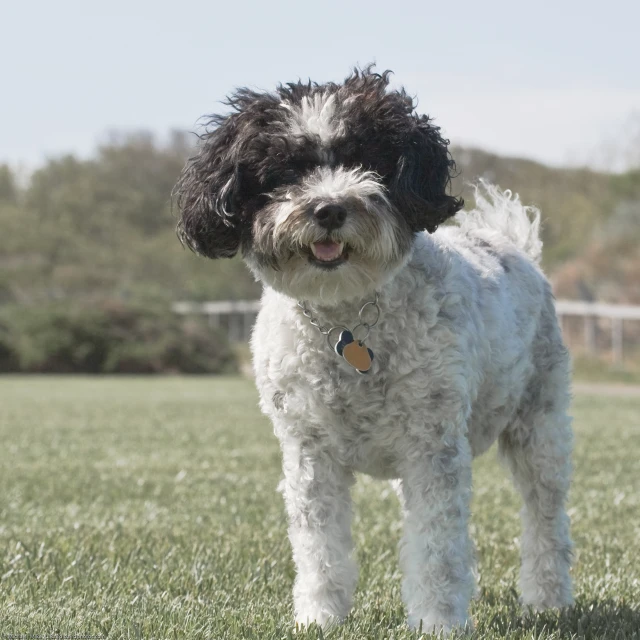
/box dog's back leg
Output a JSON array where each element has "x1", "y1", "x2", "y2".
[{"x1": 498, "y1": 367, "x2": 574, "y2": 611}]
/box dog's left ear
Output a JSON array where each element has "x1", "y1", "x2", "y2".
[{"x1": 390, "y1": 115, "x2": 463, "y2": 233}]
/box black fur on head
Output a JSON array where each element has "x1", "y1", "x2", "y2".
[
  {"x1": 326, "y1": 68, "x2": 462, "y2": 233},
  {"x1": 174, "y1": 92, "x2": 278, "y2": 258},
  {"x1": 175, "y1": 65, "x2": 462, "y2": 261}
]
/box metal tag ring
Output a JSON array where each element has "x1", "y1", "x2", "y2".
[
  {"x1": 359, "y1": 300, "x2": 380, "y2": 327},
  {"x1": 352, "y1": 322, "x2": 371, "y2": 343},
  {"x1": 326, "y1": 325, "x2": 350, "y2": 349}
]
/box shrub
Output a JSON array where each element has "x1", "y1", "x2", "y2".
[
  {"x1": 0, "y1": 301, "x2": 237, "y2": 374},
  {"x1": 0, "y1": 319, "x2": 18, "y2": 371}
]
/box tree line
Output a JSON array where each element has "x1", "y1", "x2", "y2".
[{"x1": 1, "y1": 131, "x2": 638, "y2": 307}]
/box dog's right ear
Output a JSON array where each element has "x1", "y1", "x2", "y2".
[{"x1": 175, "y1": 114, "x2": 244, "y2": 259}]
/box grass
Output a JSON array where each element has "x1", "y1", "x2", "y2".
[{"x1": 0, "y1": 376, "x2": 638, "y2": 639}]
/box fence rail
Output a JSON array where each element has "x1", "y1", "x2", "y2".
[
  {"x1": 173, "y1": 300, "x2": 261, "y2": 315},
  {"x1": 174, "y1": 299, "x2": 640, "y2": 361},
  {"x1": 173, "y1": 300, "x2": 260, "y2": 342},
  {"x1": 554, "y1": 300, "x2": 640, "y2": 363},
  {"x1": 554, "y1": 300, "x2": 640, "y2": 320}
]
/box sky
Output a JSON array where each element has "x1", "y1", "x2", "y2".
[{"x1": 2, "y1": 0, "x2": 640, "y2": 171}]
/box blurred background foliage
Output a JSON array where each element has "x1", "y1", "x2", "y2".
[
  {"x1": 0, "y1": 300, "x2": 237, "y2": 374},
  {"x1": 0, "y1": 129, "x2": 639, "y2": 372},
  {"x1": 0, "y1": 131, "x2": 261, "y2": 307}
]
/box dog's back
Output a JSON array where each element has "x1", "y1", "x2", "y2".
[{"x1": 430, "y1": 183, "x2": 570, "y2": 457}]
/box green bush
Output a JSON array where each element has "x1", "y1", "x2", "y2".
[
  {"x1": 0, "y1": 320, "x2": 18, "y2": 371},
  {"x1": 0, "y1": 301, "x2": 237, "y2": 374}
]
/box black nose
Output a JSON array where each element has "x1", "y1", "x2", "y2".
[{"x1": 313, "y1": 204, "x2": 347, "y2": 230}]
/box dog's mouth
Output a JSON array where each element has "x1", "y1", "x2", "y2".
[{"x1": 308, "y1": 241, "x2": 349, "y2": 270}]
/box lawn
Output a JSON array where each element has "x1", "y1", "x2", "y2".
[{"x1": 0, "y1": 377, "x2": 638, "y2": 639}]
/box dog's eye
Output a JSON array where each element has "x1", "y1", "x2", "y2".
[
  {"x1": 262, "y1": 167, "x2": 297, "y2": 190},
  {"x1": 281, "y1": 169, "x2": 297, "y2": 183},
  {"x1": 252, "y1": 193, "x2": 270, "y2": 210},
  {"x1": 336, "y1": 141, "x2": 363, "y2": 162}
]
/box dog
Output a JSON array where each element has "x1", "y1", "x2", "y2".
[{"x1": 175, "y1": 67, "x2": 573, "y2": 633}]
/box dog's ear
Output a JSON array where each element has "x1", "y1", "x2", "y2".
[
  {"x1": 389, "y1": 115, "x2": 463, "y2": 233},
  {"x1": 175, "y1": 114, "x2": 245, "y2": 259}
]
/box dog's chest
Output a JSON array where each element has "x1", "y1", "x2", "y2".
[
  {"x1": 293, "y1": 366, "x2": 411, "y2": 477},
  {"x1": 258, "y1": 306, "x2": 442, "y2": 478}
]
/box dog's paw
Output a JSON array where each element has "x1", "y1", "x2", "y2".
[
  {"x1": 520, "y1": 567, "x2": 574, "y2": 611},
  {"x1": 408, "y1": 613, "x2": 474, "y2": 636},
  {"x1": 294, "y1": 610, "x2": 342, "y2": 632},
  {"x1": 293, "y1": 585, "x2": 352, "y2": 631},
  {"x1": 521, "y1": 592, "x2": 575, "y2": 612}
]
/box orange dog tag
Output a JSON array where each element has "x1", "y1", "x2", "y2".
[
  {"x1": 335, "y1": 330, "x2": 375, "y2": 374},
  {"x1": 343, "y1": 341, "x2": 372, "y2": 372}
]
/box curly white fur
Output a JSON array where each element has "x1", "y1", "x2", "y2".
[
  {"x1": 456, "y1": 180, "x2": 543, "y2": 264},
  {"x1": 251, "y1": 183, "x2": 573, "y2": 633}
]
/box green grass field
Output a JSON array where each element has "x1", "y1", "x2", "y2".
[{"x1": 0, "y1": 377, "x2": 638, "y2": 639}]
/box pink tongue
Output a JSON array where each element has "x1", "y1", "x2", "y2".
[{"x1": 313, "y1": 241, "x2": 342, "y2": 261}]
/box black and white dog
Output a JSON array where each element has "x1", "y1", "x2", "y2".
[{"x1": 176, "y1": 67, "x2": 573, "y2": 633}]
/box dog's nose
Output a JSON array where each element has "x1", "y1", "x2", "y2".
[{"x1": 313, "y1": 204, "x2": 347, "y2": 230}]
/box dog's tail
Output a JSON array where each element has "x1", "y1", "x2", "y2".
[{"x1": 455, "y1": 180, "x2": 543, "y2": 264}]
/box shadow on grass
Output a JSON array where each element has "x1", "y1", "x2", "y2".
[{"x1": 479, "y1": 590, "x2": 640, "y2": 639}]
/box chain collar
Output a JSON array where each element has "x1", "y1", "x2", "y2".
[{"x1": 297, "y1": 294, "x2": 381, "y2": 374}]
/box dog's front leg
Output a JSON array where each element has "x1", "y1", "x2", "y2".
[
  {"x1": 280, "y1": 437, "x2": 357, "y2": 630},
  {"x1": 398, "y1": 435, "x2": 475, "y2": 634}
]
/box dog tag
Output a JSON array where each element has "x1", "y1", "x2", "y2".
[{"x1": 335, "y1": 330, "x2": 374, "y2": 374}]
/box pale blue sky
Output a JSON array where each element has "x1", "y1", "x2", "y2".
[{"x1": 3, "y1": 0, "x2": 639, "y2": 170}]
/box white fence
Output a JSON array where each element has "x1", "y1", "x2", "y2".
[
  {"x1": 555, "y1": 300, "x2": 640, "y2": 363},
  {"x1": 174, "y1": 299, "x2": 640, "y2": 362},
  {"x1": 173, "y1": 300, "x2": 260, "y2": 343}
]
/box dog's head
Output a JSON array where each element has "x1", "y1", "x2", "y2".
[{"x1": 175, "y1": 67, "x2": 462, "y2": 303}]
